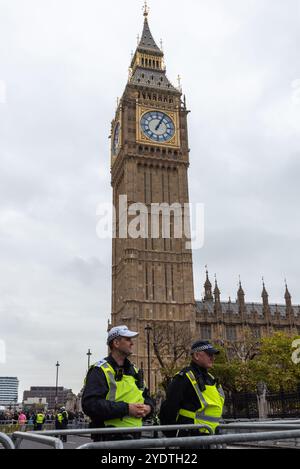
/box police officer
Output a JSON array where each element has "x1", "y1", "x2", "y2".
[
  {"x1": 34, "y1": 411, "x2": 45, "y2": 431},
  {"x1": 82, "y1": 325, "x2": 154, "y2": 441},
  {"x1": 159, "y1": 340, "x2": 225, "y2": 437},
  {"x1": 55, "y1": 407, "x2": 69, "y2": 442}
]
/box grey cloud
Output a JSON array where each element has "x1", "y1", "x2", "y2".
[{"x1": 60, "y1": 256, "x2": 108, "y2": 286}]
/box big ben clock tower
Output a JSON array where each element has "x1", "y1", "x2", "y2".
[{"x1": 110, "y1": 5, "x2": 196, "y2": 391}]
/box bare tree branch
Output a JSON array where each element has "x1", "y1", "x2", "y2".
[{"x1": 152, "y1": 321, "x2": 191, "y2": 389}]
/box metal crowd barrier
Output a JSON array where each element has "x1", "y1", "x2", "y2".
[
  {"x1": 12, "y1": 432, "x2": 64, "y2": 450},
  {"x1": 0, "y1": 422, "x2": 56, "y2": 435},
  {"x1": 221, "y1": 423, "x2": 300, "y2": 430},
  {"x1": 10, "y1": 421, "x2": 300, "y2": 450},
  {"x1": 220, "y1": 421, "x2": 300, "y2": 448},
  {"x1": 76, "y1": 429, "x2": 300, "y2": 449},
  {"x1": 10, "y1": 424, "x2": 212, "y2": 450},
  {"x1": 0, "y1": 432, "x2": 15, "y2": 450},
  {"x1": 223, "y1": 418, "x2": 300, "y2": 424},
  {"x1": 35, "y1": 423, "x2": 213, "y2": 438}
]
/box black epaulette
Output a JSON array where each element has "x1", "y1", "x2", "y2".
[{"x1": 178, "y1": 366, "x2": 192, "y2": 377}]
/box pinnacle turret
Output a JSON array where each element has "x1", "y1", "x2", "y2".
[
  {"x1": 285, "y1": 280, "x2": 292, "y2": 307},
  {"x1": 237, "y1": 277, "x2": 245, "y2": 307},
  {"x1": 204, "y1": 268, "x2": 213, "y2": 301},
  {"x1": 214, "y1": 275, "x2": 220, "y2": 303},
  {"x1": 262, "y1": 278, "x2": 269, "y2": 307}
]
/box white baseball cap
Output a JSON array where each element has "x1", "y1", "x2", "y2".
[{"x1": 107, "y1": 325, "x2": 139, "y2": 345}]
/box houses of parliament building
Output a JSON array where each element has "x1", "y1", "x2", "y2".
[
  {"x1": 197, "y1": 270, "x2": 300, "y2": 344},
  {"x1": 108, "y1": 4, "x2": 300, "y2": 391}
]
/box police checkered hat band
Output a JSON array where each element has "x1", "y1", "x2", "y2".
[
  {"x1": 192, "y1": 344, "x2": 214, "y2": 353},
  {"x1": 107, "y1": 325, "x2": 139, "y2": 345},
  {"x1": 191, "y1": 340, "x2": 219, "y2": 355}
]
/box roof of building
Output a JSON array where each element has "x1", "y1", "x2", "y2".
[
  {"x1": 128, "y1": 13, "x2": 178, "y2": 93},
  {"x1": 195, "y1": 300, "x2": 299, "y2": 318},
  {"x1": 130, "y1": 67, "x2": 178, "y2": 92},
  {"x1": 196, "y1": 271, "x2": 300, "y2": 318},
  {"x1": 138, "y1": 17, "x2": 163, "y2": 55}
]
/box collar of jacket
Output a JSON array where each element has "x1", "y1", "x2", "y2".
[
  {"x1": 190, "y1": 361, "x2": 208, "y2": 374},
  {"x1": 106, "y1": 355, "x2": 134, "y2": 374},
  {"x1": 190, "y1": 361, "x2": 216, "y2": 382}
]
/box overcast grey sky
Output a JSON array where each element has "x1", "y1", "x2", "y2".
[{"x1": 0, "y1": 0, "x2": 300, "y2": 399}]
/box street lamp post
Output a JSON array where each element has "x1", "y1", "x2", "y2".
[
  {"x1": 144, "y1": 324, "x2": 152, "y2": 393},
  {"x1": 87, "y1": 349, "x2": 92, "y2": 371},
  {"x1": 55, "y1": 361, "x2": 60, "y2": 410}
]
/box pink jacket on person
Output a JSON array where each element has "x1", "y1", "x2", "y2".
[{"x1": 18, "y1": 413, "x2": 27, "y2": 424}]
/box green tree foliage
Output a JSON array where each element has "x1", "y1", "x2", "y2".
[
  {"x1": 212, "y1": 331, "x2": 300, "y2": 393},
  {"x1": 252, "y1": 332, "x2": 300, "y2": 392}
]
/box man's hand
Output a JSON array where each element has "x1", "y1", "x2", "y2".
[
  {"x1": 143, "y1": 405, "x2": 151, "y2": 417},
  {"x1": 128, "y1": 404, "x2": 144, "y2": 418},
  {"x1": 128, "y1": 404, "x2": 151, "y2": 418}
]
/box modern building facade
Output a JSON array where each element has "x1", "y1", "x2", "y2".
[
  {"x1": 0, "y1": 377, "x2": 19, "y2": 405},
  {"x1": 23, "y1": 387, "x2": 72, "y2": 410}
]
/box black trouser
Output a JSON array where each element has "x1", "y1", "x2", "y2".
[{"x1": 56, "y1": 426, "x2": 68, "y2": 442}]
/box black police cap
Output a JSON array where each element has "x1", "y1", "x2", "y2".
[{"x1": 191, "y1": 340, "x2": 220, "y2": 355}]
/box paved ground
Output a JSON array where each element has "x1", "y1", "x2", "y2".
[
  {"x1": 14, "y1": 435, "x2": 92, "y2": 450},
  {"x1": 0, "y1": 435, "x2": 92, "y2": 450},
  {"x1": 1, "y1": 433, "x2": 296, "y2": 450}
]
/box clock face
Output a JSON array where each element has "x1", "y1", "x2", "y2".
[
  {"x1": 112, "y1": 122, "x2": 120, "y2": 154},
  {"x1": 140, "y1": 111, "x2": 175, "y2": 143}
]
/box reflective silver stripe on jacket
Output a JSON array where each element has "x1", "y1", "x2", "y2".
[
  {"x1": 195, "y1": 411, "x2": 220, "y2": 423},
  {"x1": 186, "y1": 370, "x2": 223, "y2": 423},
  {"x1": 101, "y1": 363, "x2": 117, "y2": 401},
  {"x1": 218, "y1": 386, "x2": 225, "y2": 399},
  {"x1": 186, "y1": 371, "x2": 208, "y2": 409}
]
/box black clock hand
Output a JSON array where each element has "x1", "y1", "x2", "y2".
[{"x1": 155, "y1": 116, "x2": 164, "y2": 131}]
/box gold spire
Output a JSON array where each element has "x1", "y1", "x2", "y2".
[{"x1": 143, "y1": 0, "x2": 150, "y2": 17}]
